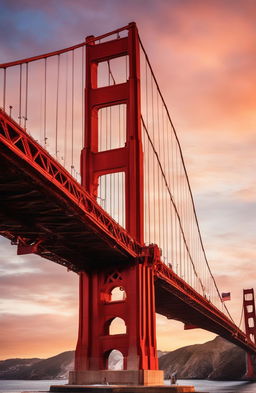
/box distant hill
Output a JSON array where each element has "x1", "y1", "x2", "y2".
[
  {"x1": 159, "y1": 336, "x2": 247, "y2": 380},
  {"x1": 0, "y1": 351, "x2": 74, "y2": 380},
  {"x1": 0, "y1": 337, "x2": 251, "y2": 380}
]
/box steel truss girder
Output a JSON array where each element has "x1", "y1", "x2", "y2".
[
  {"x1": 154, "y1": 261, "x2": 256, "y2": 355},
  {"x1": 0, "y1": 109, "x2": 142, "y2": 262}
]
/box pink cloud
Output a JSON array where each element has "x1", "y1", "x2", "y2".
[{"x1": 0, "y1": 0, "x2": 255, "y2": 359}]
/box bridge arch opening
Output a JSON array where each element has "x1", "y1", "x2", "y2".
[
  {"x1": 105, "y1": 317, "x2": 127, "y2": 335},
  {"x1": 110, "y1": 286, "x2": 126, "y2": 302},
  {"x1": 106, "y1": 349, "x2": 124, "y2": 370}
]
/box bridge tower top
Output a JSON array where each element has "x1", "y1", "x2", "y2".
[
  {"x1": 243, "y1": 288, "x2": 256, "y2": 344},
  {"x1": 243, "y1": 288, "x2": 256, "y2": 379},
  {"x1": 81, "y1": 22, "x2": 144, "y2": 243}
]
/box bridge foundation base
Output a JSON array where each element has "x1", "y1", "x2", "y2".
[
  {"x1": 68, "y1": 370, "x2": 164, "y2": 386},
  {"x1": 50, "y1": 384, "x2": 195, "y2": 393}
]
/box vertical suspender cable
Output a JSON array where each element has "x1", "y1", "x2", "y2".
[
  {"x1": 110, "y1": 73, "x2": 113, "y2": 216},
  {"x1": 99, "y1": 108, "x2": 102, "y2": 202},
  {"x1": 71, "y1": 50, "x2": 74, "y2": 171},
  {"x1": 64, "y1": 53, "x2": 68, "y2": 167},
  {"x1": 166, "y1": 112, "x2": 170, "y2": 263},
  {"x1": 181, "y1": 170, "x2": 185, "y2": 280},
  {"x1": 180, "y1": 161, "x2": 184, "y2": 277},
  {"x1": 18, "y1": 64, "x2": 22, "y2": 125},
  {"x1": 24, "y1": 63, "x2": 28, "y2": 129},
  {"x1": 183, "y1": 172, "x2": 187, "y2": 281},
  {"x1": 188, "y1": 188, "x2": 192, "y2": 285},
  {"x1": 105, "y1": 107, "x2": 108, "y2": 150},
  {"x1": 176, "y1": 144, "x2": 180, "y2": 275},
  {"x1": 3, "y1": 68, "x2": 6, "y2": 111},
  {"x1": 177, "y1": 157, "x2": 181, "y2": 276},
  {"x1": 55, "y1": 54, "x2": 60, "y2": 157},
  {"x1": 162, "y1": 103, "x2": 166, "y2": 262},
  {"x1": 82, "y1": 46, "x2": 85, "y2": 148},
  {"x1": 151, "y1": 73, "x2": 156, "y2": 242},
  {"x1": 125, "y1": 55, "x2": 128, "y2": 82},
  {"x1": 118, "y1": 105, "x2": 121, "y2": 223},
  {"x1": 145, "y1": 60, "x2": 151, "y2": 243},
  {"x1": 156, "y1": 91, "x2": 161, "y2": 250},
  {"x1": 44, "y1": 58, "x2": 47, "y2": 146},
  {"x1": 171, "y1": 124, "x2": 175, "y2": 270},
  {"x1": 167, "y1": 116, "x2": 172, "y2": 265}
]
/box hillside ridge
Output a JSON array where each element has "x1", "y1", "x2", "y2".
[{"x1": 0, "y1": 336, "x2": 250, "y2": 380}]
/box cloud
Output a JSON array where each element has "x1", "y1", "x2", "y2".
[
  {"x1": 0, "y1": 0, "x2": 255, "y2": 358},
  {"x1": 0, "y1": 240, "x2": 78, "y2": 359},
  {"x1": 233, "y1": 186, "x2": 256, "y2": 202},
  {"x1": 0, "y1": 313, "x2": 78, "y2": 359},
  {"x1": 156, "y1": 314, "x2": 216, "y2": 351},
  {"x1": 146, "y1": 0, "x2": 256, "y2": 141}
]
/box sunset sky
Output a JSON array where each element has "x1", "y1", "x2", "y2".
[{"x1": 0, "y1": 0, "x2": 255, "y2": 360}]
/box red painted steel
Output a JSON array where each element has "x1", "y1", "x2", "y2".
[
  {"x1": 1, "y1": 112, "x2": 256, "y2": 361},
  {"x1": 81, "y1": 23, "x2": 143, "y2": 242},
  {"x1": 0, "y1": 108, "x2": 142, "y2": 268},
  {"x1": 1, "y1": 23, "x2": 256, "y2": 379},
  {"x1": 75, "y1": 262, "x2": 157, "y2": 371},
  {"x1": 76, "y1": 22, "x2": 158, "y2": 372},
  {"x1": 243, "y1": 289, "x2": 256, "y2": 378},
  {"x1": 155, "y1": 262, "x2": 256, "y2": 355}
]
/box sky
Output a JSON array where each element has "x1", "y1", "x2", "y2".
[{"x1": 0, "y1": 0, "x2": 256, "y2": 360}]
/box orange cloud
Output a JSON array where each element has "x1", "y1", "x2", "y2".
[{"x1": 0, "y1": 0, "x2": 255, "y2": 360}]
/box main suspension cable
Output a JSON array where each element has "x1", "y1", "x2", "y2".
[{"x1": 139, "y1": 36, "x2": 234, "y2": 323}]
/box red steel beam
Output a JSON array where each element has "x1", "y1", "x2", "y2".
[
  {"x1": 154, "y1": 261, "x2": 256, "y2": 355},
  {"x1": 0, "y1": 109, "x2": 142, "y2": 259}
]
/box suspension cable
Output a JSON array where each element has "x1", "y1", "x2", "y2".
[
  {"x1": 3, "y1": 68, "x2": 6, "y2": 111},
  {"x1": 139, "y1": 36, "x2": 234, "y2": 322},
  {"x1": 0, "y1": 25, "x2": 130, "y2": 69},
  {"x1": 24, "y1": 63, "x2": 28, "y2": 129},
  {"x1": 141, "y1": 115, "x2": 205, "y2": 293}
]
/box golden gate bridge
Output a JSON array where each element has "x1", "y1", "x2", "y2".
[{"x1": 0, "y1": 23, "x2": 255, "y2": 386}]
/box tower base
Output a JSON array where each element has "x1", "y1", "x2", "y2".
[{"x1": 69, "y1": 370, "x2": 164, "y2": 386}]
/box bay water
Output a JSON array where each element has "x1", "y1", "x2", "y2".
[{"x1": 0, "y1": 379, "x2": 256, "y2": 393}]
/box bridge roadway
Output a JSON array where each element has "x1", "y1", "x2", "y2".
[{"x1": 1, "y1": 109, "x2": 255, "y2": 356}]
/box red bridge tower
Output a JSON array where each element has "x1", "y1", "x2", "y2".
[
  {"x1": 70, "y1": 23, "x2": 163, "y2": 386},
  {"x1": 243, "y1": 288, "x2": 256, "y2": 379}
]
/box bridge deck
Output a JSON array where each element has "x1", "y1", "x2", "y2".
[
  {"x1": 0, "y1": 110, "x2": 141, "y2": 271},
  {"x1": 155, "y1": 265, "x2": 256, "y2": 354},
  {"x1": 0, "y1": 109, "x2": 256, "y2": 357}
]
